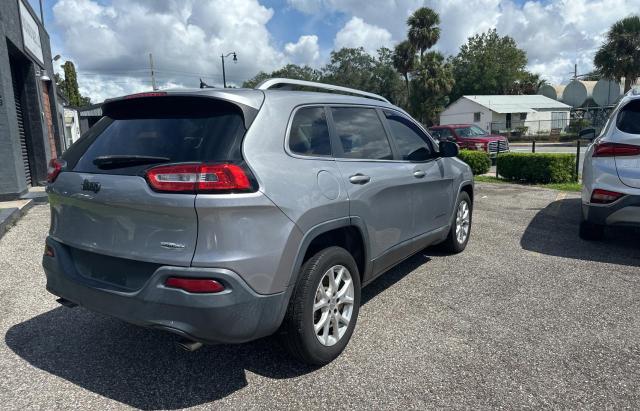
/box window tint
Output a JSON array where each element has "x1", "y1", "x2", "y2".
[
  {"x1": 331, "y1": 107, "x2": 392, "y2": 160},
  {"x1": 72, "y1": 97, "x2": 246, "y2": 175},
  {"x1": 289, "y1": 107, "x2": 331, "y2": 156},
  {"x1": 385, "y1": 111, "x2": 432, "y2": 161},
  {"x1": 617, "y1": 100, "x2": 640, "y2": 134}
]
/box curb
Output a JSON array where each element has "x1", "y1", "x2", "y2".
[
  {"x1": 0, "y1": 192, "x2": 48, "y2": 240},
  {"x1": 0, "y1": 200, "x2": 35, "y2": 240}
]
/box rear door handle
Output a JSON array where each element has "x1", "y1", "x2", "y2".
[
  {"x1": 413, "y1": 170, "x2": 426, "y2": 178},
  {"x1": 349, "y1": 174, "x2": 371, "y2": 185}
]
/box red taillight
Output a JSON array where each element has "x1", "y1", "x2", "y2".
[
  {"x1": 593, "y1": 142, "x2": 640, "y2": 157},
  {"x1": 124, "y1": 91, "x2": 167, "y2": 99},
  {"x1": 145, "y1": 163, "x2": 251, "y2": 193},
  {"x1": 591, "y1": 188, "x2": 625, "y2": 204},
  {"x1": 47, "y1": 158, "x2": 66, "y2": 183},
  {"x1": 165, "y1": 277, "x2": 225, "y2": 293}
]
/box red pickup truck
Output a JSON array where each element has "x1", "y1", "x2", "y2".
[{"x1": 429, "y1": 124, "x2": 509, "y2": 158}]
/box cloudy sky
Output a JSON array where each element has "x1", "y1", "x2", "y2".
[{"x1": 37, "y1": 0, "x2": 638, "y2": 102}]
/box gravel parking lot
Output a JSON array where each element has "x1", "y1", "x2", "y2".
[{"x1": 1, "y1": 183, "x2": 638, "y2": 410}]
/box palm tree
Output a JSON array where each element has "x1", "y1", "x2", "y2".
[
  {"x1": 407, "y1": 7, "x2": 441, "y2": 60},
  {"x1": 594, "y1": 15, "x2": 640, "y2": 93},
  {"x1": 392, "y1": 40, "x2": 415, "y2": 101}
]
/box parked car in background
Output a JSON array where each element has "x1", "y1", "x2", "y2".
[
  {"x1": 579, "y1": 89, "x2": 640, "y2": 240},
  {"x1": 43, "y1": 78, "x2": 474, "y2": 365},
  {"x1": 429, "y1": 124, "x2": 510, "y2": 159}
]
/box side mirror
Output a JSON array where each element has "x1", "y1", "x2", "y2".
[
  {"x1": 579, "y1": 128, "x2": 596, "y2": 140},
  {"x1": 439, "y1": 141, "x2": 459, "y2": 158}
]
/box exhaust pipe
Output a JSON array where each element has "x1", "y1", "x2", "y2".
[
  {"x1": 56, "y1": 297, "x2": 78, "y2": 308},
  {"x1": 177, "y1": 338, "x2": 203, "y2": 352}
]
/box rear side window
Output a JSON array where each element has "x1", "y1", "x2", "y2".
[
  {"x1": 384, "y1": 111, "x2": 433, "y2": 161},
  {"x1": 289, "y1": 107, "x2": 331, "y2": 156},
  {"x1": 71, "y1": 97, "x2": 246, "y2": 175},
  {"x1": 617, "y1": 100, "x2": 640, "y2": 134},
  {"x1": 331, "y1": 107, "x2": 392, "y2": 160}
]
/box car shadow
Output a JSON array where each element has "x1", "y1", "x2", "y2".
[
  {"x1": 5, "y1": 254, "x2": 432, "y2": 409},
  {"x1": 520, "y1": 197, "x2": 640, "y2": 267}
]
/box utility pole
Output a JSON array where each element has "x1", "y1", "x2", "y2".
[
  {"x1": 574, "y1": 63, "x2": 577, "y2": 80},
  {"x1": 149, "y1": 53, "x2": 158, "y2": 91},
  {"x1": 221, "y1": 54, "x2": 226, "y2": 88}
]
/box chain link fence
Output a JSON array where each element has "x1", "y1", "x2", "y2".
[{"x1": 488, "y1": 107, "x2": 614, "y2": 142}]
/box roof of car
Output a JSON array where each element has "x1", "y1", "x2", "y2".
[{"x1": 108, "y1": 87, "x2": 400, "y2": 112}]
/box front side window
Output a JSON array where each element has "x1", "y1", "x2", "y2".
[
  {"x1": 385, "y1": 111, "x2": 432, "y2": 161},
  {"x1": 331, "y1": 107, "x2": 393, "y2": 160},
  {"x1": 454, "y1": 125, "x2": 487, "y2": 138},
  {"x1": 289, "y1": 107, "x2": 331, "y2": 156}
]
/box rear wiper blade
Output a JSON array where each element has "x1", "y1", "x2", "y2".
[{"x1": 93, "y1": 155, "x2": 171, "y2": 169}]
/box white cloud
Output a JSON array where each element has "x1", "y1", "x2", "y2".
[
  {"x1": 285, "y1": 35, "x2": 320, "y2": 66},
  {"x1": 334, "y1": 17, "x2": 393, "y2": 54},
  {"x1": 52, "y1": 0, "x2": 287, "y2": 101},
  {"x1": 289, "y1": 0, "x2": 639, "y2": 85}
]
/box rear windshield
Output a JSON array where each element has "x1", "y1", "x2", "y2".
[
  {"x1": 67, "y1": 97, "x2": 246, "y2": 175},
  {"x1": 617, "y1": 100, "x2": 640, "y2": 134}
]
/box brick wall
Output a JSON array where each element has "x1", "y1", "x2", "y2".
[{"x1": 41, "y1": 82, "x2": 57, "y2": 160}]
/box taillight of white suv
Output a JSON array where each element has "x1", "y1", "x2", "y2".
[{"x1": 592, "y1": 142, "x2": 640, "y2": 157}]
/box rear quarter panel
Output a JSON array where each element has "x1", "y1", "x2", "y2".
[{"x1": 241, "y1": 94, "x2": 350, "y2": 291}]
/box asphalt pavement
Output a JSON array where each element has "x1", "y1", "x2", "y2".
[{"x1": 1, "y1": 183, "x2": 639, "y2": 409}]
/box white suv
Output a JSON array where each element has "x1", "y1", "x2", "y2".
[{"x1": 580, "y1": 89, "x2": 640, "y2": 240}]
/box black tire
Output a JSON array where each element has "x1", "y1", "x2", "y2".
[
  {"x1": 440, "y1": 191, "x2": 472, "y2": 253},
  {"x1": 579, "y1": 219, "x2": 604, "y2": 241},
  {"x1": 279, "y1": 246, "x2": 361, "y2": 365}
]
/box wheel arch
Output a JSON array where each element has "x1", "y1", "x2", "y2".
[{"x1": 288, "y1": 218, "x2": 371, "y2": 289}]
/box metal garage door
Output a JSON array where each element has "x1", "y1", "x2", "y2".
[{"x1": 11, "y1": 73, "x2": 32, "y2": 186}]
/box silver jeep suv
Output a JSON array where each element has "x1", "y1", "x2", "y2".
[{"x1": 43, "y1": 79, "x2": 473, "y2": 364}]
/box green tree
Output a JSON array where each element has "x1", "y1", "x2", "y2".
[
  {"x1": 407, "y1": 7, "x2": 440, "y2": 59},
  {"x1": 507, "y1": 71, "x2": 547, "y2": 95},
  {"x1": 242, "y1": 64, "x2": 322, "y2": 88},
  {"x1": 450, "y1": 29, "x2": 528, "y2": 100},
  {"x1": 321, "y1": 47, "x2": 376, "y2": 91},
  {"x1": 370, "y1": 47, "x2": 405, "y2": 104},
  {"x1": 56, "y1": 61, "x2": 91, "y2": 106},
  {"x1": 410, "y1": 51, "x2": 454, "y2": 125},
  {"x1": 392, "y1": 40, "x2": 415, "y2": 101},
  {"x1": 594, "y1": 15, "x2": 640, "y2": 93}
]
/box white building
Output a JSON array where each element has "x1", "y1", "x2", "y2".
[
  {"x1": 63, "y1": 107, "x2": 81, "y2": 146},
  {"x1": 439, "y1": 95, "x2": 572, "y2": 135}
]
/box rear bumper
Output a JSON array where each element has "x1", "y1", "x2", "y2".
[
  {"x1": 582, "y1": 194, "x2": 640, "y2": 227},
  {"x1": 42, "y1": 237, "x2": 288, "y2": 344}
]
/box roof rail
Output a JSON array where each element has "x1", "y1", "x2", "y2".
[{"x1": 255, "y1": 78, "x2": 389, "y2": 103}]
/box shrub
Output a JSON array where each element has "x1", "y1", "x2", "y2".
[
  {"x1": 497, "y1": 153, "x2": 576, "y2": 183},
  {"x1": 458, "y1": 150, "x2": 491, "y2": 175}
]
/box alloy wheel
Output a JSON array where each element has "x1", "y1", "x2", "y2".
[{"x1": 313, "y1": 265, "x2": 355, "y2": 346}]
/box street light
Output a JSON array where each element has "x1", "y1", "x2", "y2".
[{"x1": 220, "y1": 51, "x2": 237, "y2": 88}]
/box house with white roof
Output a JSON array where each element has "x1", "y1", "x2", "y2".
[{"x1": 439, "y1": 95, "x2": 572, "y2": 135}]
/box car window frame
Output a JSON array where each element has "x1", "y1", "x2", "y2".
[
  {"x1": 381, "y1": 108, "x2": 439, "y2": 163},
  {"x1": 326, "y1": 104, "x2": 399, "y2": 162},
  {"x1": 284, "y1": 104, "x2": 335, "y2": 161}
]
